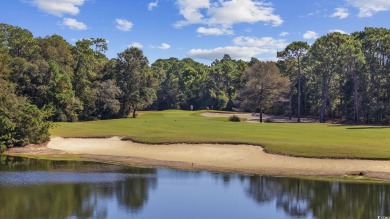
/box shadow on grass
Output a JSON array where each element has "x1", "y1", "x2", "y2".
[
  {"x1": 329, "y1": 124, "x2": 390, "y2": 129},
  {"x1": 346, "y1": 127, "x2": 390, "y2": 130},
  {"x1": 330, "y1": 124, "x2": 390, "y2": 130}
]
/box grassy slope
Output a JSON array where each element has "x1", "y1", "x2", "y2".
[{"x1": 50, "y1": 110, "x2": 390, "y2": 159}]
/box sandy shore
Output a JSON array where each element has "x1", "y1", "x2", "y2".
[
  {"x1": 5, "y1": 137, "x2": 378, "y2": 180},
  {"x1": 5, "y1": 137, "x2": 390, "y2": 180}
]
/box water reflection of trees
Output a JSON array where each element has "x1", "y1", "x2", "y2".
[
  {"x1": 0, "y1": 155, "x2": 148, "y2": 173},
  {"x1": 0, "y1": 184, "x2": 99, "y2": 219},
  {"x1": 115, "y1": 172, "x2": 157, "y2": 213},
  {"x1": 0, "y1": 156, "x2": 157, "y2": 219},
  {"x1": 2, "y1": 156, "x2": 390, "y2": 219},
  {"x1": 245, "y1": 176, "x2": 390, "y2": 219},
  {"x1": 0, "y1": 174, "x2": 157, "y2": 219}
]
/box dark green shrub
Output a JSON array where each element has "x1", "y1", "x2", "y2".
[
  {"x1": 0, "y1": 115, "x2": 15, "y2": 152},
  {"x1": 228, "y1": 115, "x2": 241, "y2": 122},
  {"x1": 13, "y1": 103, "x2": 51, "y2": 146}
]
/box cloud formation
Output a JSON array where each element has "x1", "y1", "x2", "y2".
[
  {"x1": 330, "y1": 8, "x2": 349, "y2": 19},
  {"x1": 303, "y1": 31, "x2": 318, "y2": 39},
  {"x1": 279, "y1": 32, "x2": 289, "y2": 37},
  {"x1": 115, "y1": 19, "x2": 133, "y2": 31},
  {"x1": 188, "y1": 46, "x2": 270, "y2": 61},
  {"x1": 346, "y1": 0, "x2": 390, "y2": 17},
  {"x1": 29, "y1": 0, "x2": 85, "y2": 16},
  {"x1": 148, "y1": 1, "x2": 158, "y2": 11},
  {"x1": 128, "y1": 42, "x2": 143, "y2": 49},
  {"x1": 62, "y1": 18, "x2": 87, "y2": 30},
  {"x1": 188, "y1": 35, "x2": 287, "y2": 61},
  {"x1": 152, "y1": 43, "x2": 171, "y2": 49},
  {"x1": 197, "y1": 26, "x2": 233, "y2": 36},
  {"x1": 233, "y1": 36, "x2": 287, "y2": 49},
  {"x1": 175, "y1": 0, "x2": 283, "y2": 35}
]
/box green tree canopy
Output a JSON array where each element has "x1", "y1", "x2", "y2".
[{"x1": 115, "y1": 47, "x2": 158, "y2": 118}]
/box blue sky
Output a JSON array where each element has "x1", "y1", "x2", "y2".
[{"x1": 1, "y1": 0, "x2": 390, "y2": 64}]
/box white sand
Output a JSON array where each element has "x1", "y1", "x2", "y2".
[{"x1": 47, "y1": 137, "x2": 390, "y2": 177}]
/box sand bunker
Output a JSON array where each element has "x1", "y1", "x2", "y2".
[{"x1": 46, "y1": 137, "x2": 390, "y2": 179}]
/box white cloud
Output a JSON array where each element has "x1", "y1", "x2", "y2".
[
  {"x1": 128, "y1": 42, "x2": 143, "y2": 49},
  {"x1": 329, "y1": 29, "x2": 348, "y2": 34},
  {"x1": 244, "y1": 27, "x2": 252, "y2": 33},
  {"x1": 233, "y1": 36, "x2": 288, "y2": 50},
  {"x1": 175, "y1": 0, "x2": 210, "y2": 27},
  {"x1": 258, "y1": 57, "x2": 279, "y2": 62},
  {"x1": 279, "y1": 32, "x2": 289, "y2": 37},
  {"x1": 152, "y1": 43, "x2": 171, "y2": 49},
  {"x1": 207, "y1": 0, "x2": 283, "y2": 26},
  {"x1": 346, "y1": 0, "x2": 390, "y2": 17},
  {"x1": 62, "y1": 18, "x2": 87, "y2": 30},
  {"x1": 28, "y1": 0, "x2": 85, "y2": 16},
  {"x1": 115, "y1": 19, "x2": 133, "y2": 31},
  {"x1": 148, "y1": 0, "x2": 158, "y2": 11},
  {"x1": 300, "y1": 10, "x2": 320, "y2": 18},
  {"x1": 175, "y1": 0, "x2": 283, "y2": 30},
  {"x1": 330, "y1": 8, "x2": 349, "y2": 19},
  {"x1": 188, "y1": 46, "x2": 271, "y2": 61},
  {"x1": 307, "y1": 10, "x2": 320, "y2": 16},
  {"x1": 197, "y1": 26, "x2": 233, "y2": 36},
  {"x1": 188, "y1": 35, "x2": 290, "y2": 61},
  {"x1": 303, "y1": 31, "x2": 318, "y2": 40},
  {"x1": 160, "y1": 43, "x2": 171, "y2": 49}
]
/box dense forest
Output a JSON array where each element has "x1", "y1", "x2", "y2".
[{"x1": 1, "y1": 23, "x2": 389, "y2": 151}]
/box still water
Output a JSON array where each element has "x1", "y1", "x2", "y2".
[{"x1": 0, "y1": 156, "x2": 389, "y2": 219}]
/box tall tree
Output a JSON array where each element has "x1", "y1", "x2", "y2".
[
  {"x1": 180, "y1": 58, "x2": 211, "y2": 110},
  {"x1": 0, "y1": 29, "x2": 10, "y2": 79},
  {"x1": 0, "y1": 23, "x2": 39, "y2": 60},
  {"x1": 210, "y1": 54, "x2": 245, "y2": 110},
  {"x1": 309, "y1": 33, "x2": 353, "y2": 123},
  {"x1": 115, "y1": 47, "x2": 157, "y2": 118},
  {"x1": 151, "y1": 58, "x2": 185, "y2": 109},
  {"x1": 37, "y1": 35, "x2": 74, "y2": 74},
  {"x1": 72, "y1": 38, "x2": 109, "y2": 120},
  {"x1": 278, "y1": 41, "x2": 310, "y2": 122},
  {"x1": 236, "y1": 61, "x2": 290, "y2": 123},
  {"x1": 340, "y1": 37, "x2": 365, "y2": 123},
  {"x1": 354, "y1": 28, "x2": 390, "y2": 124},
  {"x1": 93, "y1": 80, "x2": 121, "y2": 119}
]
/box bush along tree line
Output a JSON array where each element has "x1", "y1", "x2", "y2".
[{"x1": 1, "y1": 23, "x2": 390, "y2": 150}]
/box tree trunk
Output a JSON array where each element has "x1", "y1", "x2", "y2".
[
  {"x1": 304, "y1": 81, "x2": 308, "y2": 117},
  {"x1": 289, "y1": 87, "x2": 293, "y2": 120},
  {"x1": 297, "y1": 57, "x2": 301, "y2": 123},
  {"x1": 132, "y1": 108, "x2": 137, "y2": 118},
  {"x1": 120, "y1": 98, "x2": 128, "y2": 118},
  {"x1": 320, "y1": 77, "x2": 330, "y2": 123},
  {"x1": 259, "y1": 105, "x2": 263, "y2": 123},
  {"x1": 353, "y1": 70, "x2": 359, "y2": 123}
]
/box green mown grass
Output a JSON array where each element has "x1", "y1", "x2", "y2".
[{"x1": 50, "y1": 110, "x2": 390, "y2": 159}]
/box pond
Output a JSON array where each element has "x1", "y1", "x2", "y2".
[{"x1": 0, "y1": 156, "x2": 389, "y2": 219}]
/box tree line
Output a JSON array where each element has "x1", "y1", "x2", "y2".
[{"x1": 1, "y1": 23, "x2": 389, "y2": 150}]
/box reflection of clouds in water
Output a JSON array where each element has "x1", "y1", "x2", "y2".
[{"x1": 0, "y1": 172, "x2": 157, "y2": 186}]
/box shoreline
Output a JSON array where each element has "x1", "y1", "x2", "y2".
[{"x1": 5, "y1": 136, "x2": 390, "y2": 181}]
